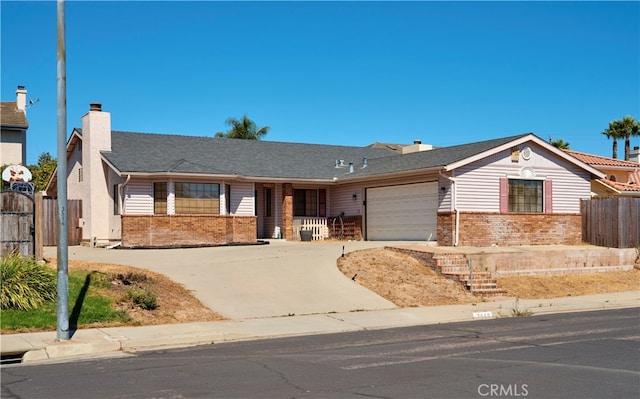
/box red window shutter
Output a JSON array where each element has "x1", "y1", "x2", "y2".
[
  {"x1": 544, "y1": 180, "x2": 553, "y2": 213},
  {"x1": 499, "y1": 178, "x2": 508, "y2": 213},
  {"x1": 318, "y1": 189, "x2": 326, "y2": 217}
]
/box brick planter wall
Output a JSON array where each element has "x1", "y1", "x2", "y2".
[
  {"x1": 437, "y1": 212, "x2": 582, "y2": 246},
  {"x1": 121, "y1": 215, "x2": 257, "y2": 248},
  {"x1": 328, "y1": 215, "x2": 363, "y2": 240}
]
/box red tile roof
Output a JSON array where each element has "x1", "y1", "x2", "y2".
[
  {"x1": 564, "y1": 150, "x2": 640, "y2": 194},
  {"x1": 599, "y1": 178, "x2": 640, "y2": 192},
  {"x1": 564, "y1": 149, "x2": 639, "y2": 168}
]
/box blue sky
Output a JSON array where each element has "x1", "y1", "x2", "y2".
[{"x1": 2, "y1": 1, "x2": 639, "y2": 165}]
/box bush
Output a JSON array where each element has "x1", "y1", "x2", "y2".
[
  {"x1": 1, "y1": 254, "x2": 56, "y2": 311},
  {"x1": 127, "y1": 288, "x2": 157, "y2": 310}
]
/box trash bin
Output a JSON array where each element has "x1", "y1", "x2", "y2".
[{"x1": 300, "y1": 229, "x2": 313, "y2": 242}]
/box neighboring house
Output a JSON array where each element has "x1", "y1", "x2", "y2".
[
  {"x1": 0, "y1": 86, "x2": 28, "y2": 166},
  {"x1": 564, "y1": 150, "x2": 640, "y2": 197},
  {"x1": 46, "y1": 103, "x2": 604, "y2": 248}
]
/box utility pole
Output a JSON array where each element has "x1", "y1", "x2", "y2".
[{"x1": 56, "y1": 0, "x2": 69, "y2": 341}]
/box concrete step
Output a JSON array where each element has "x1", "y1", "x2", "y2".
[{"x1": 470, "y1": 288, "x2": 507, "y2": 297}]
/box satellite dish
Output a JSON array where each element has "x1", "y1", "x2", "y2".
[{"x1": 2, "y1": 164, "x2": 33, "y2": 182}]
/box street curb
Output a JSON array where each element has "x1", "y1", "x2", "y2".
[{"x1": 4, "y1": 292, "x2": 638, "y2": 365}]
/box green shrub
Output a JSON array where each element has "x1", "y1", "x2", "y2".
[
  {"x1": 127, "y1": 287, "x2": 157, "y2": 310},
  {"x1": 1, "y1": 254, "x2": 56, "y2": 311}
]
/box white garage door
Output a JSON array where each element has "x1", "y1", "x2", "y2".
[{"x1": 366, "y1": 182, "x2": 438, "y2": 241}]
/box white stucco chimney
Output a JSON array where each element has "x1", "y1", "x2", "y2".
[
  {"x1": 81, "y1": 102, "x2": 112, "y2": 244},
  {"x1": 630, "y1": 146, "x2": 639, "y2": 163},
  {"x1": 16, "y1": 86, "x2": 27, "y2": 113}
]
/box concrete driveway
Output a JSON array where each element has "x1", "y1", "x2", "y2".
[{"x1": 44, "y1": 241, "x2": 407, "y2": 320}]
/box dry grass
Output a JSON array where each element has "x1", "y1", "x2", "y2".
[
  {"x1": 46, "y1": 259, "x2": 225, "y2": 327},
  {"x1": 338, "y1": 248, "x2": 477, "y2": 306},
  {"x1": 338, "y1": 248, "x2": 640, "y2": 307}
]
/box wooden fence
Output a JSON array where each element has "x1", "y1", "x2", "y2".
[
  {"x1": 39, "y1": 196, "x2": 83, "y2": 246},
  {"x1": 1, "y1": 191, "x2": 34, "y2": 259},
  {"x1": 581, "y1": 197, "x2": 639, "y2": 248}
]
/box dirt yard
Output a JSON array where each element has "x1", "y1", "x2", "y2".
[{"x1": 337, "y1": 248, "x2": 640, "y2": 307}]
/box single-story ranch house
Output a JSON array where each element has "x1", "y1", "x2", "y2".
[{"x1": 46, "y1": 103, "x2": 605, "y2": 248}]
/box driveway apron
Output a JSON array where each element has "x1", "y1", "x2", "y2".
[{"x1": 45, "y1": 241, "x2": 400, "y2": 319}]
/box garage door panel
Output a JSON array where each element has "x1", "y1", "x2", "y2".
[{"x1": 366, "y1": 182, "x2": 438, "y2": 241}]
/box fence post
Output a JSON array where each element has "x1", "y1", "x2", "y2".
[{"x1": 34, "y1": 192, "x2": 44, "y2": 261}]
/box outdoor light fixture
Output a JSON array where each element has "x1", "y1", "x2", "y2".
[{"x1": 352, "y1": 194, "x2": 358, "y2": 201}]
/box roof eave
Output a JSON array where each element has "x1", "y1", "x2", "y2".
[
  {"x1": 335, "y1": 166, "x2": 444, "y2": 184},
  {"x1": 105, "y1": 169, "x2": 337, "y2": 184}
]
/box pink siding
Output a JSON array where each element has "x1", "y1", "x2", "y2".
[{"x1": 454, "y1": 142, "x2": 591, "y2": 213}]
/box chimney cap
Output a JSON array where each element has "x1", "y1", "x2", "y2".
[
  {"x1": 17, "y1": 85, "x2": 26, "y2": 91},
  {"x1": 89, "y1": 103, "x2": 102, "y2": 112},
  {"x1": 413, "y1": 140, "x2": 422, "y2": 145}
]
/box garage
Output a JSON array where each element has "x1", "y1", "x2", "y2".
[{"x1": 366, "y1": 182, "x2": 438, "y2": 241}]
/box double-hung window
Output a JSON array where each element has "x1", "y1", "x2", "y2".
[{"x1": 507, "y1": 179, "x2": 543, "y2": 213}]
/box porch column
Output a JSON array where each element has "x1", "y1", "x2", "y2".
[{"x1": 282, "y1": 183, "x2": 293, "y2": 240}]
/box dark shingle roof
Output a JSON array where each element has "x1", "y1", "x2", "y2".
[
  {"x1": 0, "y1": 102, "x2": 28, "y2": 129},
  {"x1": 344, "y1": 134, "x2": 530, "y2": 178},
  {"x1": 96, "y1": 130, "x2": 532, "y2": 181},
  {"x1": 99, "y1": 131, "x2": 397, "y2": 180}
]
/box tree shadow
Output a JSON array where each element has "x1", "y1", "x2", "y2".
[{"x1": 69, "y1": 272, "x2": 92, "y2": 337}]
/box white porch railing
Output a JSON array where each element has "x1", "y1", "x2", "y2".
[{"x1": 293, "y1": 217, "x2": 329, "y2": 241}]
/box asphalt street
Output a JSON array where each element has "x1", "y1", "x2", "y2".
[{"x1": 2, "y1": 308, "x2": 638, "y2": 399}]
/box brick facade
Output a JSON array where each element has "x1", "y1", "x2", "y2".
[
  {"x1": 121, "y1": 215, "x2": 257, "y2": 248},
  {"x1": 328, "y1": 215, "x2": 363, "y2": 240},
  {"x1": 282, "y1": 183, "x2": 293, "y2": 240},
  {"x1": 437, "y1": 212, "x2": 582, "y2": 246}
]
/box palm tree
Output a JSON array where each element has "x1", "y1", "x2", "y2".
[
  {"x1": 619, "y1": 116, "x2": 639, "y2": 161},
  {"x1": 602, "y1": 121, "x2": 622, "y2": 159},
  {"x1": 549, "y1": 137, "x2": 570, "y2": 149},
  {"x1": 603, "y1": 116, "x2": 639, "y2": 160},
  {"x1": 215, "y1": 115, "x2": 270, "y2": 140}
]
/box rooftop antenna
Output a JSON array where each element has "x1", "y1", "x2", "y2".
[{"x1": 27, "y1": 97, "x2": 40, "y2": 108}]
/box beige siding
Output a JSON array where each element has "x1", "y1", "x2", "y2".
[
  {"x1": 231, "y1": 181, "x2": 255, "y2": 216},
  {"x1": 66, "y1": 142, "x2": 84, "y2": 201},
  {"x1": 124, "y1": 181, "x2": 153, "y2": 215},
  {"x1": 330, "y1": 184, "x2": 363, "y2": 217}
]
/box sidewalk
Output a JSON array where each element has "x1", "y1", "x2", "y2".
[{"x1": 3, "y1": 291, "x2": 638, "y2": 365}]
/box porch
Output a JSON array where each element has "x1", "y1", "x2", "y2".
[{"x1": 291, "y1": 215, "x2": 363, "y2": 241}]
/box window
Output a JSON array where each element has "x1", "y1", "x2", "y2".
[
  {"x1": 113, "y1": 184, "x2": 121, "y2": 215},
  {"x1": 154, "y1": 182, "x2": 167, "y2": 214},
  {"x1": 609, "y1": 175, "x2": 617, "y2": 182},
  {"x1": 175, "y1": 182, "x2": 220, "y2": 214},
  {"x1": 78, "y1": 168, "x2": 83, "y2": 182},
  {"x1": 265, "y1": 188, "x2": 273, "y2": 217},
  {"x1": 293, "y1": 189, "x2": 326, "y2": 217},
  {"x1": 508, "y1": 179, "x2": 543, "y2": 212},
  {"x1": 225, "y1": 184, "x2": 231, "y2": 214}
]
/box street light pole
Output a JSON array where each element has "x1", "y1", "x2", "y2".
[{"x1": 56, "y1": 0, "x2": 69, "y2": 341}]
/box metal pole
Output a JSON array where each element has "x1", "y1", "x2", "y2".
[{"x1": 56, "y1": 0, "x2": 69, "y2": 341}]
